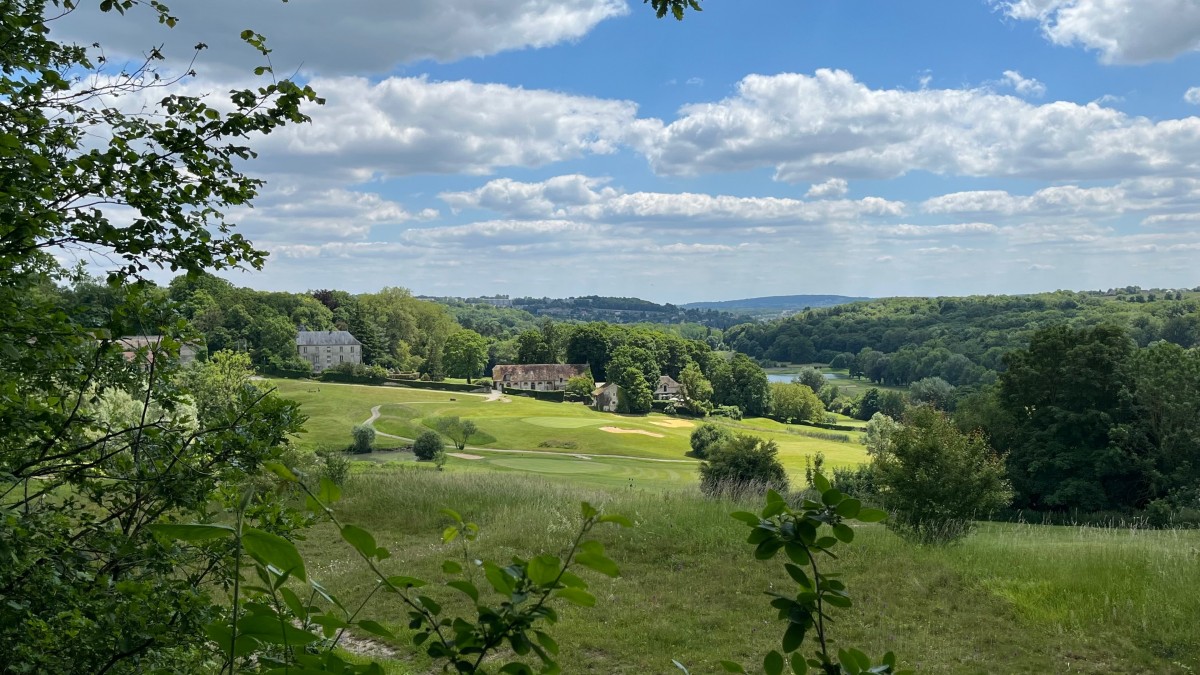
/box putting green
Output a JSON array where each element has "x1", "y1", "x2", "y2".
[
  {"x1": 521, "y1": 417, "x2": 604, "y2": 429},
  {"x1": 488, "y1": 457, "x2": 615, "y2": 474}
]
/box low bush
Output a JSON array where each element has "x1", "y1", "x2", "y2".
[
  {"x1": 699, "y1": 433, "x2": 788, "y2": 498},
  {"x1": 350, "y1": 424, "x2": 375, "y2": 454},
  {"x1": 538, "y1": 439, "x2": 579, "y2": 449},
  {"x1": 689, "y1": 422, "x2": 733, "y2": 459},
  {"x1": 413, "y1": 430, "x2": 445, "y2": 461},
  {"x1": 711, "y1": 404, "x2": 743, "y2": 420}
]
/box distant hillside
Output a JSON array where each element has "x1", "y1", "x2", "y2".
[{"x1": 683, "y1": 295, "x2": 871, "y2": 317}]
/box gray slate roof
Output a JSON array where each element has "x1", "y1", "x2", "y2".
[{"x1": 296, "y1": 330, "x2": 362, "y2": 346}]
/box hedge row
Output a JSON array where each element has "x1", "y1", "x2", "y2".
[
  {"x1": 319, "y1": 371, "x2": 387, "y2": 385},
  {"x1": 258, "y1": 365, "x2": 312, "y2": 379},
  {"x1": 760, "y1": 414, "x2": 858, "y2": 432},
  {"x1": 388, "y1": 379, "x2": 485, "y2": 393},
  {"x1": 502, "y1": 387, "x2": 565, "y2": 403}
]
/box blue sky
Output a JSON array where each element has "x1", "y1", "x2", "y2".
[{"x1": 57, "y1": 0, "x2": 1200, "y2": 302}]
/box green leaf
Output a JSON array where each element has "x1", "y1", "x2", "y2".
[
  {"x1": 791, "y1": 655, "x2": 809, "y2": 675},
  {"x1": 385, "y1": 575, "x2": 425, "y2": 589},
  {"x1": 554, "y1": 588, "x2": 596, "y2": 607},
  {"x1": 356, "y1": 620, "x2": 395, "y2": 639},
  {"x1": 279, "y1": 587, "x2": 307, "y2": 620},
  {"x1": 857, "y1": 508, "x2": 888, "y2": 523},
  {"x1": 446, "y1": 580, "x2": 479, "y2": 602},
  {"x1": 442, "y1": 560, "x2": 463, "y2": 575},
  {"x1": 527, "y1": 554, "x2": 560, "y2": 586},
  {"x1": 575, "y1": 551, "x2": 620, "y2": 578},
  {"x1": 822, "y1": 593, "x2": 852, "y2": 608},
  {"x1": 535, "y1": 630, "x2": 559, "y2": 655},
  {"x1": 832, "y1": 523, "x2": 855, "y2": 543},
  {"x1": 263, "y1": 460, "x2": 297, "y2": 482},
  {"x1": 782, "y1": 621, "x2": 806, "y2": 652},
  {"x1": 484, "y1": 562, "x2": 515, "y2": 595},
  {"x1": 440, "y1": 507, "x2": 463, "y2": 523},
  {"x1": 340, "y1": 524, "x2": 380, "y2": 560},
  {"x1": 242, "y1": 528, "x2": 306, "y2": 581},
  {"x1": 730, "y1": 511, "x2": 761, "y2": 526},
  {"x1": 835, "y1": 498, "x2": 861, "y2": 518},
  {"x1": 417, "y1": 595, "x2": 441, "y2": 614},
  {"x1": 148, "y1": 523, "x2": 234, "y2": 542},
  {"x1": 784, "y1": 563, "x2": 812, "y2": 589},
  {"x1": 442, "y1": 526, "x2": 459, "y2": 543},
  {"x1": 236, "y1": 614, "x2": 319, "y2": 646},
  {"x1": 812, "y1": 473, "x2": 832, "y2": 494},
  {"x1": 719, "y1": 661, "x2": 746, "y2": 673},
  {"x1": 318, "y1": 476, "x2": 341, "y2": 504},
  {"x1": 581, "y1": 502, "x2": 598, "y2": 520},
  {"x1": 598, "y1": 513, "x2": 633, "y2": 527},
  {"x1": 764, "y1": 650, "x2": 785, "y2": 675},
  {"x1": 821, "y1": 488, "x2": 843, "y2": 507}
]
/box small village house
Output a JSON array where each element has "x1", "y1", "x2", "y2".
[
  {"x1": 116, "y1": 335, "x2": 198, "y2": 367},
  {"x1": 592, "y1": 382, "x2": 620, "y2": 412},
  {"x1": 297, "y1": 330, "x2": 362, "y2": 372},
  {"x1": 492, "y1": 363, "x2": 590, "y2": 391},
  {"x1": 655, "y1": 374, "x2": 682, "y2": 401}
]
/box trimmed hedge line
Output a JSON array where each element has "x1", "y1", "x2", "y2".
[
  {"x1": 319, "y1": 371, "x2": 386, "y2": 385},
  {"x1": 388, "y1": 379, "x2": 485, "y2": 393},
  {"x1": 761, "y1": 414, "x2": 858, "y2": 432},
  {"x1": 503, "y1": 387, "x2": 565, "y2": 403},
  {"x1": 259, "y1": 365, "x2": 312, "y2": 379}
]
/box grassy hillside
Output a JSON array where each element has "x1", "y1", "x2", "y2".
[
  {"x1": 269, "y1": 379, "x2": 867, "y2": 481},
  {"x1": 303, "y1": 468, "x2": 1200, "y2": 674}
]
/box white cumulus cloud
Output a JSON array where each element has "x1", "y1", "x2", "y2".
[
  {"x1": 996, "y1": 0, "x2": 1200, "y2": 63},
  {"x1": 634, "y1": 69, "x2": 1200, "y2": 181},
  {"x1": 806, "y1": 178, "x2": 850, "y2": 199},
  {"x1": 1000, "y1": 70, "x2": 1047, "y2": 97}
]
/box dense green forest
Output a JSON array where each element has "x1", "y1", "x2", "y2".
[{"x1": 723, "y1": 289, "x2": 1200, "y2": 387}]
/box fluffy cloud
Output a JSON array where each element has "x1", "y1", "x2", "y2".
[
  {"x1": 806, "y1": 178, "x2": 850, "y2": 199},
  {"x1": 50, "y1": 0, "x2": 627, "y2": 76},
  {"x1": 441, "y1": 175, "x2": 904, "y2": 224},
  {"x1": 1000, "y1": 70, "x2": 1047, "y2": 97},
  {"x1": 922, "y1": 179, "x2": 1200, "y2": 219},
  {"x1": 1186, "y1": 87, "x2": 1200, "y2": 105},
  {"x1": 634, "y1": 69, "x2": 1200, "y2": 181},
  {"x1": 255, "y1": 77, "x2": 638, "y2": 180},
  {"x1": 997, "y1": 0, "x2": 1200, "y2": 63}
]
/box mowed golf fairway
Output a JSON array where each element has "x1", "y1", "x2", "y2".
[{"x1": 266, "y1": 379, "x2": 867, "y2": 485}]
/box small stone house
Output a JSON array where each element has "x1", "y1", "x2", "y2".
[
  {"x1": 592, "y1": 382, "x2": 620, "y2": 412},
  {"x1": 492, "y1": 363, "x2": 590, "y2": 391},
  {"x1": 297, "y1": 330, "x2": 362, "y2": 372},
  {"x1": 117, "y1": 335, "x2": 198, "y2": 366},
  {"x1": 655, "y1": 375, "x2": 682, "y2": 401}
]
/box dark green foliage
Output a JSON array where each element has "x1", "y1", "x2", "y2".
[
  {"x1": 712, "y1": 404, "x2": 743, "y2": 420},
  {"x1": 443, "y1": 329, "x2": 489, "y2": 382},
  {"x1": 413, "y1": 430, "x2": 445, "y2": 461},
  {"x1": 997, "y1": 324, "x2": 1139, "y2": 511},
  {"x1": 646, "y1": 0, "x2": 702, "y2": 20},
  {"x1": 792, "y1": 367, "x2": 826, "y2": 393},
  {"x1": 689, "y1": 422, "x2": 733, "y2": 459},
  {"x1": 616, "y1": 370, "x2": 655, "y2": 414},
  {"x1": 874, "y1": 406, "x2": 1012, "y2": 544},
  {"x1": 351, "y1": 424, "x2": 376, "y2": 454},
  {"x1": 699, "y1": 434, "x2": 788, "y2": 497},
  {"x1": 724, "y1": 353, "x2": 772, "y2": 417},
  {"x1": 565, "y1": 372, "x2": 596, "y2": 400}
]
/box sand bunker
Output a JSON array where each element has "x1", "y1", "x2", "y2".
[
  {"x1": 447, "y1": 452, "x2": 484, "y2": 460},
  {"x1": 650, "y1": 419, "x2": 695, "y2": 429},
  {"x1": 600, "y1": 426, "x2": 664, "y2": 438}
]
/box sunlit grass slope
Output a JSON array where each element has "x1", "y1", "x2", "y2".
[{"x1": 302, "y1": 468, "x2": 1200, "y2": 674}]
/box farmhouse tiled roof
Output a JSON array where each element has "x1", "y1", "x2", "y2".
[
  {"x1": 296, "y1": 330, "x2": 362, "y2": 346},
  {"x1": 492, "y1": 363, "x2": 589, "y2": 383}
]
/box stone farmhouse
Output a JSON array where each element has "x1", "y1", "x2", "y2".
[
  {"x1": 297, "y1": 330, "x2": 362, "y2": 372},
  {"x1": 492, "y1": 363, "x2": 590, "y2": 391},
  {"x1": 592, "y1": 382, "x2": 620, "y2": 412},
  {"x1": 655, "y1": 375, "x2": 682, "y2": 401},
  {"x1": 116, "y1": 335, "x2": 198, "y2": 366}
]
